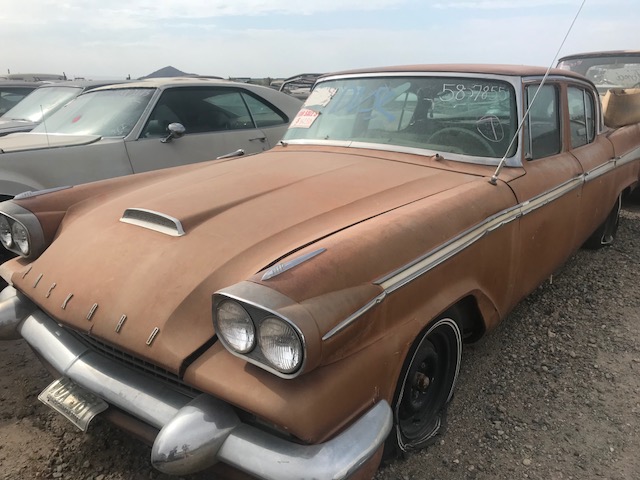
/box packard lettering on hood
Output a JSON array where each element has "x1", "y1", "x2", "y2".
[{"x1": 0, "y1": 63, "x2": 639, "y2": 480}]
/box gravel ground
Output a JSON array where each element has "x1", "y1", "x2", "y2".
[{"x1": 1, "y1": 205, "x2": 638, "y2": 480}]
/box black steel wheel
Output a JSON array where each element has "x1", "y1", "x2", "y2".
[{"x1": 392, "y1": 315, "x2": 462, "y2": 452}]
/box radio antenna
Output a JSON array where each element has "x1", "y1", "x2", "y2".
[{"x1": 489, "y1": 0, "x2": 587, "y2": 185}]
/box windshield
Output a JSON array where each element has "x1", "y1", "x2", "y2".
[
  {"x1": 32, "y1": 88, "x2": 155, "y2": 137},
  {"x1": 557, "y1": 54, "x2": 640, "y2": 95},
  {"x1": 1, "y1": 86, "x2": 82, "y2": 122},
  {"x1": 283, "y1": 76, "x2": 517, "y2": 159}
]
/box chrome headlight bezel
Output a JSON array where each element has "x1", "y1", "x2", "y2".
[
  {"x1": 213, "y1": 293, "x2": 306, "y2": 379},
  {"x1": 0, "y1": 203, "x2": 46, "y2": 259}
]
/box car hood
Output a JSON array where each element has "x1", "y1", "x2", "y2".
[
  {"x1": 0, "y1": 132, "x2": 102, "y2": 153},
  {"x1": 0, "y1": 119, "x2": 38, "y2": 136},
  {"x1": 14, "y1": 148, "x2": 480, "y2": 374}
]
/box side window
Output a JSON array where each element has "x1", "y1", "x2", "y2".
[
  {"x1": 142, "y1": 87, "x2": 256, "y2": 138},
  {"x1": 241, "y1": 93, "x2": 288, "y2": 128},
  {"x1": 524, "y1": 84, "x2": 561, "y2": 160},
  {"x1": 568, "y1": 86, "x2": 595, "y2": 148}
]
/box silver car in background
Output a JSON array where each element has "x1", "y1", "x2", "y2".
[
  {"x1": 0, "y1": 77, "x2": 302, "y2": 199},
  {"x1": 0, "y1": 80, "x2": 127, "y2": 136},
  {"x1": 0, "y1": 81, "x2": 40, "y2": 116}
]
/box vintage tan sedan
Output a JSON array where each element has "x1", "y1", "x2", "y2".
[{"x1": 0, "y1": 64, "x2": 639, "y2": 479}]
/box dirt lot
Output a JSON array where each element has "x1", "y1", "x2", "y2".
[{"x1": 1, "y1": 205, "x2": 639, "y2": 480}]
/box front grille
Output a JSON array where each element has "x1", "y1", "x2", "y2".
[{"x1": 67, "y1": 328, "x2": 200, "y2": 398}]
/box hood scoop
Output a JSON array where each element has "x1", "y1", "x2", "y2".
[{"x1": 120, "y1": 208, "x2": 185, "y2": 237}]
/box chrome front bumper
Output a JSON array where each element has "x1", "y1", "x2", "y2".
[{"x1": 0, "y1": 286, "x2": 393, "y2": 479}]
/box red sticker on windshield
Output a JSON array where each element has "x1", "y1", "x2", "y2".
[{"x1": 290, "y1": 109, "x2": 319, "y2": 129}]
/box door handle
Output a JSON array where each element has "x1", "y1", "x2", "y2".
[{"x1": 249, "y1": 137, "x2": 266, "y2": 142}]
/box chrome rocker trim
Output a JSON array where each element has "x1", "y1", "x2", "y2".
[{"x1": 0, "y1": 287, "x2": 392, "y2": 480}]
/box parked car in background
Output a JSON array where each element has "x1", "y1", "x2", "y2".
[
  {"x1": 0, "y1": 73, "x2": 67, "y2": 81},
  {"x1": 0, "y1": 77, "x2": 302, "y2": 199},
  {"x1": 274, "y1": 73, "x2": 323, "y2": 100},
  {"x1": 0, "y1": 80, "x2": 126, "y2": 137},
  {"x1": 0, "y1": 64, "x2": 638, "y2": 479},
  {"x1": 0, "y1": 81, "x2": 40, "y2": 116},
  {"x1": 557, "y1": 49, "x2": 640, "y2": 95}
]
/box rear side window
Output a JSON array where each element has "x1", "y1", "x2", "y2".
[
  {"x1": 524, "y1": 84, "x2": 561, "y2": 160},
  {"x1": 242, "y1": 93, "x2": 288, "y2": 128},
  {"x1": 567, "y1": 86, "x2": 595, "y2": 148}
]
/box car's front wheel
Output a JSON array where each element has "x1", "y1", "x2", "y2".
[{"x1": 389, "y1": 311, "x2": 463, "y2": 455}]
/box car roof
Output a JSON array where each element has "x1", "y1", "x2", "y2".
[
  {"x1": 320, "y1": 64, "x2": 587, "y2": 81},
  {"x1": 90, "y1": 77, "x2": 245, "y2": 91},
  {"x1": 558, "y1": 50, "x2": 640, "y2": 61},
  {"x1": 0, "y1": 80, "x2": 42, "y2": 88},
  {"x1": 36, "y1": 79, "x2": 130, "y2": 89}
]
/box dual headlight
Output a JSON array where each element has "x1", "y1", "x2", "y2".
[
  {"x1": 0, "y1": 214, "x2": 31, "y2": 256},
  {"x1": 214, "y1": 298, "x2": 304, "y2": 377}
]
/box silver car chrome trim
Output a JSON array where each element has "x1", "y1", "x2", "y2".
[
  {"x1": 120, "y1": 208, "x2": 185, "y2": 237},
  {"x1": 152, "y1": 394, "x2": 241, "y2": 475},
  {"x1": 376, "y1": 204, "x2": 523, "y2": 293},
  {"x1": 86, "y1": 303, "x2": 98, "y2": 321},
  {"x1": 61, "y1": 293, "x2": 73, "y2": 310},
  {"x1": 115, "y1": 314, "x2": 127, "y2": 333},
  {"x1": 217, "y1": 400, "x2": 392, "y2": 480},
  {"x1": 0, "y1": 288, "x2": 392, "y2": 479},
  {"x1": 284, "y1": 139, "x2": 521, "y2": 167},
  {"x1": 0, "y1": 286, "x2": 36, "y2": 340},
  {"x1": 326, "y1": 172, "x2": 599, "y2": 340},
  {"x1": 22, "y1": 265, "x2": 32, "y2": 278},
  {"x1": 13, "y1": 185, "x2": 73, "y2": 200},
  {"x1": 146, "y1": 327, "x2": 160, "y2": 346},
  {"x1": 323, "y1": 292, "x2": 387, "y2": 341},
  {"x1": 16, "y1": 308, "x2": 189, "y2": 428},
  {"x1": 261, "y1": 248, "x2": 326, "y2": 281}
]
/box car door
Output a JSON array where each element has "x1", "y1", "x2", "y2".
[
  {"x1": 508, "y1": 81, "x2": 584, "y2": 300},
  {"x1": 563, "y1": 83, "x2": 620, "y2": 243},
  {"x1": 124, "y1": 86, "x2": 274, "y2": 173}
]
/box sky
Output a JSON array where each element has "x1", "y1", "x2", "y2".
[{"x1": 1, "y1": 0, "x2": 638, "y2": 80}]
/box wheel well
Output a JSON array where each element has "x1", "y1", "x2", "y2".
[{"x1": 447, "y1": 296, "x2": 486, "y2": 344}]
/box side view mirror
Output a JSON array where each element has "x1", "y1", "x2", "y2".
[{"x1": 161, "y1": 123, "x2": 186, "y2": 143}]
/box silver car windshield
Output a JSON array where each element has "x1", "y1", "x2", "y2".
[
  {"x1": 283, "y1": 76, "x2": 517, "y2": 159},
  {"x1": 32, "y1": 88, "x2": 155, "y2": 137},
  {"x1": 1, "y1": 86, "x2": 82, "y2": 123},
  {"x1": 557, "y1": 54, "x2": 640, "y2": 95}
]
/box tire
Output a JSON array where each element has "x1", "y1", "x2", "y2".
[
  {"x1": 387, "y1": 311, "x2": 463, "y2": 456},
  {"x1": 583, "y1": 194, "x2": 621, "y2": 250}
]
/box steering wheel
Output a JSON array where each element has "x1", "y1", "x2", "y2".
[{"x1": 428, "y1": 127, "x2": 496, "y2": 157}]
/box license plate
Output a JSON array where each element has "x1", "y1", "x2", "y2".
[{"x1": 38, "y1": 377, "x2": 108, "y2": 432}]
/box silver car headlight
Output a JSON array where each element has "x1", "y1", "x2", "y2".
[
  {"x1": 215, "y1": 300, "x2": 255, "y2": 353},
  {"x1": 11, "y1": 221, "x2": 30, "y2": 256},
  {"x1": 213, "y1": 296, "x2": 306, "y2": 378},
  {"x1": 0, "y1": 215, "x2": 13, "y2": 248},
  {"x1": 259, "y1": 317, "x2": 302, "y2": 373}
]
